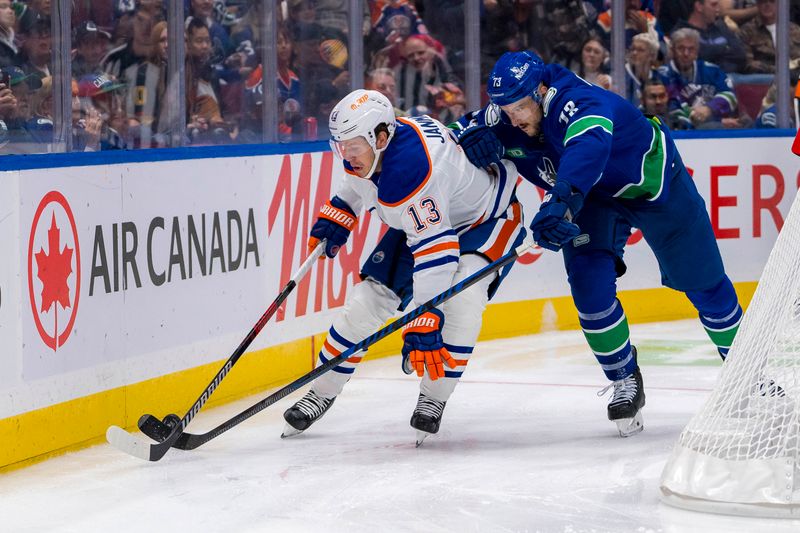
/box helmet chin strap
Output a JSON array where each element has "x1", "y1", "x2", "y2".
[
  {"x1": 359, "y1": 133, "x2": 392, "y2": 180},
  {"x1": 360, "y1": 148, "x2": 382, "y2": 180}
]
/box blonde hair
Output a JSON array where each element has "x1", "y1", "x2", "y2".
[{"x1": 29, "y1": 75, "x2": 52, "y2": 118}]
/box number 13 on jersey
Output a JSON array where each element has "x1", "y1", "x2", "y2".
[{"x1": 407, "y1": 197, "x2": 442, "y2": 232}]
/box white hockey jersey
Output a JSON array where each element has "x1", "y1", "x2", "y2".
[{"x1": 336, "y1": 115, "x2": 519, "y2": 305}]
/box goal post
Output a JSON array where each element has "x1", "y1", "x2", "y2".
[{"x1": 659, "y1": 191, "x2": 800, "y2": 518}]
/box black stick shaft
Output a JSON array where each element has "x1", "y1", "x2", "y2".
[{"x1": 170, "y1": 241, "x2": 532, "y2": 450}]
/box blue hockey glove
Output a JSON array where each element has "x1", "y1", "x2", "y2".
[
  {"x1": 309, "y1": 196, "x2": 357, "y2": 258},
  {"x1": 530, "y1": 181, "x2": 584, "y2": 251},
  {"x1": 455, "y1": 123, "x2": 504, "y2": 170},
  {"x1": 401, "y1": 308, "x2": 456, "y2": 380}
]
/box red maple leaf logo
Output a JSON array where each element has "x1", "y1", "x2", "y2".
[{"x1": 35, "y1": 213, "x2": 74, "y2": 320}]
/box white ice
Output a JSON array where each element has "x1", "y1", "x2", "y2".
[{"x1": 3, "y1": 319, "x2": 800, "y2": 533}]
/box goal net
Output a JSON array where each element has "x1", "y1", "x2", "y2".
[{"x1": 660, "y1": 191, "x2": 800, "y2": 518}]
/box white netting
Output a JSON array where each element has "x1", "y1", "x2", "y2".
[{"x1": 660, "y1": 191, "x2": 800, "y2": 518}]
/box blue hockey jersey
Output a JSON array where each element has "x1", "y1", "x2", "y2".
[
  {"x1": 459, "y1": 64, "x2": 677, "y2": 203},
  {"x1": 658, "y1": 59, "x2": 737, "y2": 130}
]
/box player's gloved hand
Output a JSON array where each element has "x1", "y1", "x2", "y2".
[
  {"x1": 401, "y1": 308, "x2": 456, "y2": 381},
  {"x1": 454, "y1": 123, "x2": 504, "y2": 170},
  {"x1": 530, "y1": 181, "x2": 584, "y2": 252},
  {"x1": 308, "y1": 196, "x2": 357, "y2": 258}
]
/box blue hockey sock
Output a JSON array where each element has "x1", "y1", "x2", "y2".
[
  {"x1": 699, "y1": 304, "x2": 742, "y2": 360},
  {"x1": 579, "y1": 299, "x2": 636, "y2": 381}
]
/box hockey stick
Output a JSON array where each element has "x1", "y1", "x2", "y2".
[
  {"x1": 106, "y1": 242, "x2": 326, "y2": 461},
  {"x1": 138, "y1": 239, "x2": 535, "y2": 451}
]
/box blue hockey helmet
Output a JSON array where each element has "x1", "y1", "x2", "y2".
[{"x1": 487, "y1": 51, "x2": 546, "y2": 107}]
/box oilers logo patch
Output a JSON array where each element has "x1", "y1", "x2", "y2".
[{"x1": 372, "y1": 251, "x2": 385, "y2": 263}]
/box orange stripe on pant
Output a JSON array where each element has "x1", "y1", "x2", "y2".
[{"x1": 483, "y1": 203, "x2": 523, "y2": 261}]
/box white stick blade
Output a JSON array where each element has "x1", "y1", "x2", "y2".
[{"x1": 106, "y1": 425, "x2": 156, "y2": 461}]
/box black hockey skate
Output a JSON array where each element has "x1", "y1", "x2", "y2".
[
  {"x1": 603, "y1": 346, "x2": 646, "y2": 437},
  {"x1": 410, "y1": 393, "x2": 447, "y2": 446},
  {"x1": 281, "y1": 390, "x2": 336, "y2": 438}
]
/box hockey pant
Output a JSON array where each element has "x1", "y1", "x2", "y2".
[{"x1": 311, "y1": 254, "x2": 493, "y2": 403}]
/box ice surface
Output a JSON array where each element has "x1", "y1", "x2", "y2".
[{"x1": 2, "y1": 320, "x2": 800, "y2": 533}]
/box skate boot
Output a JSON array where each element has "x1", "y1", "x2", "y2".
[
  {"x1": 282, "y1": 390, "x2": 336, "y2": 438},
  {"x1": 410, "y1": 393, "x2": 447, "y2": 446},
  {"x1": 601, "y1": 347, "x2": 646, "y2": 437}
]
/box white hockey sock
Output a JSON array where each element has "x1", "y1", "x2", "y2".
[
  {"x1": 312, "y1": 277, "x2": 400, "y2": 399},
  {"x1": 420, "y1": 254, "x2": 493, "y2": 402}
]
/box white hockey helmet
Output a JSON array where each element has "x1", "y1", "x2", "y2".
[{"x1": 329, "y1": 89, "x2": 396, "y2": 176}]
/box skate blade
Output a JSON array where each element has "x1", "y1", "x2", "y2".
[
  {"x1": 615, "y1": 411, "x2": 644, "y2": 438},
  {"x1": 415, "y1": 430, "x2": 431, "y2": 447},
  {"x1": 281, "y1": 423, "x2": 304, "y2": 439}
]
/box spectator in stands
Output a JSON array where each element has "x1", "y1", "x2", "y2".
[
  {"x1": 185, "y1": 16, "x2": 227, "y2": 144},
  {"x1": 753, "y1": 82, "x2": 792, "y2": 127},
  {"x1": 25, "y1": 73, "x2": 52, "y2": 143},
  {"x1": 125, "y1": 21, "x2": 169, "y2": 148},
  {"x1": 366, "y1": 67, "x2": 406, "y2": 116},
  {"x1": 641, "y1": 78, "x2": 671, "y2": 125},
  {"x1": 74, "y1": 72, "x2": 127, "y2": 150},
  {"x1": 103, "y1": 7, "x2": 156, "y2": 80},
  {"x1": 0, "y1": 66, "x2": 15, "y2": 122},
  {"x1": 114, "y1": 0, "x2": 164, "y2": 46},
  {"x1": 18, "y1": 18, "x2": 51, "y2": 81},
  {"x1": 574, "y1": 37, "x2": 612, "y2": 90},
  {"x1": 71, "y1": 0, "x2": 114, "y2": 31},
  {"x1": 596, "y1": 0, "x2": 659, "y2": 50},
  {"x1": 73, "y1": 21, "x2": 112, "y2": 79},
  {"x1": 658, "y1": 0, "x2": 693, "y2": 36},
  {"x1": 371, "y1": 0, "x2": 428, "y2": 46},
  {"x1": 674, "y1": 0, "x2": 747, "y2": 73},
  {"x1": 478, "y1": 0, "x2": 522, "y2": 78},
  {"x1": 740, "y1": 0, "x2": 800, "y2": 78},
  {"x1": 533, "y1": 0, "x2": 597, "y2": 66},
  {"x1": 287, "y1": 0, "x2": 348, "y2": 107},
  {"x1": 366, "y1": 0, "x2": 430, "y2": 70},
  {"x1": 0, "y1": 66, "x2": 46, "y2": 148},
  {"x1": 0, "y1": 0, "x2": 17, "y2": 68},
  {"x1": 659, "y1": 27, "x2": 739, "y2": 129},
  {"x1": 626, "y1": 32, "x2": 661, "y2": 107},
  {"x1": 17, "y1": 0, "x2": 50, "y2": 32},
  {"x1": 314, "y1": 0, "x2": 371, "y2": 37},
  {"x1": 720, "y1": 0, "x2": 758, "y2": 26},
  {"x1": 394, "y1": 34, "x2": 460, "y2": 118},
  {"x1": 188, "y1": 0, "x2": 232, "y2": 64}
]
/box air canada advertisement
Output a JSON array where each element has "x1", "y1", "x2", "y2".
[{"x1": 4, "y1": 135, "x2": 798, "y2": 416}]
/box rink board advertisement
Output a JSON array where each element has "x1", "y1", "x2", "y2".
[{"x1": 1, "y1": 135, "x2": 797, "y2": 468}]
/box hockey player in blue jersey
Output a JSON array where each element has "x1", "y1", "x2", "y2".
[
  {"x1": 282, "y1": 89, "x2": 526, "y2": 444},
  {"x1": 452, "y1": 51, "x2": 742, "y2": 437}
]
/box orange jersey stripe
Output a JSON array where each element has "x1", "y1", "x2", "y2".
[
  {"x1": 413, "y1": 241, "x2": 460, "y2": 258},
  {"x1": 483, "y1": 203, "x2": 523, "y2": 261}
]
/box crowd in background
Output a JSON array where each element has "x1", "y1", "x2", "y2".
[{"x1": 0, "y1": 0, "x2": 798, "y2": 153}]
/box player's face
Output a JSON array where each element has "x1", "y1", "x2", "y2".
[
  {"x1": 331, "y1": 135, "x2": 376, "y2": 178},
  {"x1": 500, "y1": 96, "x2": 542, "y2": 137}
]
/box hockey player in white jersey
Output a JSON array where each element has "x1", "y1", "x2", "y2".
[{"x1": 282, "y1": 89, "x2": 526, "y2": 444}]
